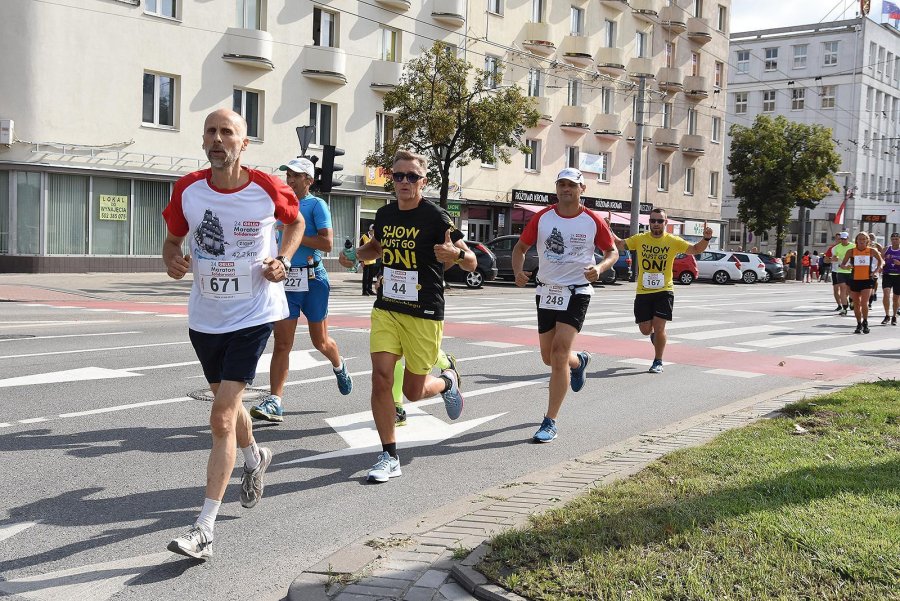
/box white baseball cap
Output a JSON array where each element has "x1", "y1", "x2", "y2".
[
  {"x1": 556, "y1": 167, "x2": 585, "y2": 185},
  {"x1": 280, "y1": 157, "x2": 315, "y2": 178},
  {"x1": 839, "y1": 231, "x2": 849, "y2": 239}
]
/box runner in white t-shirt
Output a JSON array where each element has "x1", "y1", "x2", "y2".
[
  {"x1": 512, "y1": 168, "x2": 618, "y2": 443},
  {"x1": 161, "y1": 109, "x2": 303, "y2": 560}
]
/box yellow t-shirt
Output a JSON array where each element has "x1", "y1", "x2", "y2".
[{"x1": 625, "y1": 232, "x2": 691, "y2": 294}]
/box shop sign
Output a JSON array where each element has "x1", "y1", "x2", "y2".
[
  {"x1": 446, "y1": 201, "x2": 461, "y2": 217},
  {"x1": 99, "y1": 195, "x2": 128, "y2": 221}
]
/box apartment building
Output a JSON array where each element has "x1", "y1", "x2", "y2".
[
  {"x1": 724, "y1": 17, "x2": 900, "y2": 254},
  {"x1": 0, "y1": 0, "x2": 729, "y2": 272}
]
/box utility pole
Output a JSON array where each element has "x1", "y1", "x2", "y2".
[
  {"x1": 795, "y1": 206, "x2": 808, "y2": 281},
  {"x1": 629, "y1": 76, "x2": 647, "y2": 236}
]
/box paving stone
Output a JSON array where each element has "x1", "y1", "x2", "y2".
[
  {"x1": 453, "y1": 514, "x2": 507, "y2": 525},
  {"x1": 450, "y1": 564, "x2": 487, "y2": 593},
  {"x1": 334, "y1": 593, "x2": 382, "y2": 601},
  {"x1": 403, "y1": 587, "x2": 437, "y2": 601},
  {"x1": 370, "y1": 566, "x2": 425, "y2": 581},
  {"x1": 308, "y1": 545, "x2": 379, "y2": 575},
  {"x1": 460, "y1": 543, "x2": 491, "y2": 567},
  {"x1": 380, "y1": 558, "x2": 432, "y2": 572},
  {"x1": 414, "y1": 569, "x2": 451, "y2": 589},
  {"x1": 357, "y1": 575, "x2": 418, "y2": 588},
  {"x1": 342, "y1": 583, "x2": 406, "y2": 598},
  {"x1": 437, "y1": 582, "x2": 478, "y2": 600},
  {"x1": 286, "y1": 572, "x2": 331, "y2": 601},
  {"x1": 390, "y1": 550, "x2": 442, "y2": 563}
]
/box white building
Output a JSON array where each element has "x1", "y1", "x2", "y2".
[
  {"x1": 0, "y1": 0, "x2": 729, "y2": 272},
  {"x1": 724, "y1": 17, "x2": 900, "y2": 254}
]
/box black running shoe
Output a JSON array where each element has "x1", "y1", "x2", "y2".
[
  {"x1": 854, "y1": 324, "x2": 863, "y2": 334},
  {"x1": 862, "y1": 320, "x2": 870, "y2": 334},
  {"x1": 882, "y1": 316, "x2": 891, "y2": 325}
]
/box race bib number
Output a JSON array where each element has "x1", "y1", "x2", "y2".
[
  {"x1": 198, "y1": 259, "x2": 252, "y2": 300},
  {"x1": 642, "y1": 272, "x2": 665, "y2": 290},
  {"x1": 284, "y1": 267, "x2": 310, "y2": 292},
  {"x1": 853, "y1": 255, "x2": 870, "y2": 266},
  {"x1": 383, "y1": 267, "x2": 419, "y2": 302},
  {"x1": 538, "y1": 284, "x2": 571, "y2": 310}
]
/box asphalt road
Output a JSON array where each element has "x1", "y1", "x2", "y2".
[{"x1": 0, "y1": 277, "x2": 895, "y2": 600}]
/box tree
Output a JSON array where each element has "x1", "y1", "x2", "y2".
[
  {"x1": 365, "y1": 41, "x2": 541, "y2": 208},
  {"x1": 727, "y1": 115, "x2": 841, "y2": 259}
]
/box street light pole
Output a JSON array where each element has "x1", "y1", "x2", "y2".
[{"x1": 629, "y1": 75, "x2": 647, "y2": 237}]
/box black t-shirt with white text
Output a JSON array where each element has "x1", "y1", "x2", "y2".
[{"x1": 373, "y1": 200, "x2": 463, "y2": 321}]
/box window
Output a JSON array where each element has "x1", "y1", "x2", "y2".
[
  {"x1": 233, "y1": 88, "x2": 261, "y2": 139},
  {"x1": 134, "y1": 179, "x2": 172, "y2": 255},
  {"x1": 821, "y1": 85, "x2": 835, "y2": 109},
  {"x1": 714, "y1": 61, "x2": 724, "y2": 88},
  {"x1": 484, "y1": 55, "x2": 500, "y2": 88},
  {"x1": 525, "y1": 139, "x2": 540, "y2": 171},
  {"x1": 47, "y1": 173, "x2": 88, "y2": 255},
  {"x1": 709, "y1": 171, "x2": 719, "y2": 198},
  {"x1": 531, "y1": 0, "x2": 543, "y2": 22},
  {"x1": 379, "y1": 27, "x2": 399, "y2": 62},
  {"x1": 597, "y1": 152, "x2": 610, "y2": 182},
  {"x1": 92, "y1": 177, "x2": 130, "y2": 255},
  {"x1": 863, "y1": 130, "x2": 869, "y2": 155},
  {"x1": 665, "y1": 41, "x2": 675, "y2": 68},
  {"x1": 866, "y1": 86, "x2": 874, "y2": 111},
  {"x1": 684, "y1": 167, "x2": 695, "y2": 195},
  {"x1": 869, "y1": 42, "x2": 877, "y2": 69},
  {"x1": 487, "y1": 0, "x2": 502, "y2": 15},
  {"x1": 736, "y1": 50, "x2": 749, "y2": 73},
  {"x1": 565, "y1": 146, "x2": 579, "y2": 169},
  {"x1": 604, "y1": 19, "x2": 617, "y2": 48},
  {"x1": 728, "y1": 222, "x2": 741, "y2": 244},
  {"x1": 717, "y1": 4, "x2": 727, "y2": 31},
  {"x1": 482, "y1": 145, "x2": 498, "y2": 168},
  {"x1": 142, "y1": 72, "x2": 176, "y2": 127},
  {"x1": 309, "y1": 101, "x2": 333, "y2": 146},
  {"x1": 375, "y1": 112, "x2": 395, "y2": 150},
  {"x1": 762, "y1": 90, "x2": 776, "y2": 112},
  {"x1": 691, "y1": 52, "x2": 700, "y2": 76},
  {"x1": 527, "y1": 68, "x2": 542, "y2": 97},
  {"x1": 764, "y1": 47, "x2": 778, "y2": 71},
  {"x1": 793, "y1": 44, "x2": 807, "y2": 69},
  {"x1": 687, "y1": 108, "x2": 698, "y2": 135},
  {"x1": 711, "y1": 116, "x2": 721, "y2": 142},
  {"x1": 236, "y1": 0, "x2": 260, "y2": 29},
  {"x1": 662, "y1": 103, "x2": 673, "y2": 128},
  {"x1": 734, "y1": 92, "x2": 748, "y2": 114},
  {"x1": 693, "y1": 0, "x2": 703, "y2": 18},
  {"x1": 16, "y1": 172, "x2": 40, "y2": 254},
  {"x1": 570, "y1": 6, "x2": 584, "y2": 36},
  {"x1": 823, "y1": 41, "x2": 839, "y2": 66},
  {"x1": 658, "y1": 163, "x2": 669, "y2": 191},
  {"x1": 601, "y1": 87, "x2": 613, "y2": 114},
  {"x1": 313, "y1": 7, "x2": 336, "y2": 47},
  {"x1": 635, "y1": 31, "x2": 647, "y2": 58},
  {"x1": 0, "y1": 171, "x2": 7, "y2": 253},
  {"x1": 877, "y1": 46, "x2": 884, "y2": 76},
  {"x1": 567, "y1": 79, "x2": 581, "y2": 106},
  {"x1": 791, "y1": 88, "x2": 805, "y2": 110},
  {"x1": 145, "y1": 0, "x2": 176, "y2": 18}
]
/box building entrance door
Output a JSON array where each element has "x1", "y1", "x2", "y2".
[{"x1": 468, "y1": 219, "x2": 492, "y2": 242}]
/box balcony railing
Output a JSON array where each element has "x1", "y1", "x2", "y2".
[
  {"x1": 627, "y1": 57, "x2": 655, "y2": 80},
  {"x1": 680, "y1": 134, "x2": 706, "y2": 156},
  {"x1": 593, "y1": 114, "x2": 622, "y2": 140},
  {"x1": 523, "y1": 22, "x2": 555, "y2": 55},
  {"x1": 596, "y1": 47, "x2": 625, "y2": 75},
  {"x1": 659, "y1": 6, "x2": 686, "y2": 34},
  {"x1": 559, "y1": 105, "x2": 590, "y2": 132},
  {"x1": 370, "y1": 60, "x2": 402, "y2": 91},
  {"x1": 301, "y1": 45, "x2": 347, "y2": 84},
  {"x1": 624, "y1": 122, "x2": 653, "y2": 145},
  {"x1": 657, "y1": 67, "x2": 683, "y2": 92},
  {"x1": 687, "y1": 17, "x2": 712, "y2": 44},
  {"x1": 222, "y1": 28, "x2": 274, "y2": 70},
  {"x1": 560, "y1": 35, "x2": 593, "y2": 67},
  {"x1": 652, "y1": 128, "x2": 680, "y2": 151},
  {"x1": 683, "y1": 75, "x2": 709, "y2": 99}
]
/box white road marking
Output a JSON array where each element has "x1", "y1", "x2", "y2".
[
  {"x1": 813, "y1": 338, "x2": 900, "y2": 357},
  {"x1": 0, "y1": 367, "x2": 141, "y2": 389},
  {"x1": 0, "y1": 341, "x2": 192, "y2": 360},
  {"x1": 0, "y1": 320, "x2": 120, "y2": 329},
  {"x1": 738, "y1": 333, "x2": 840, "y2": 349},
  {"x1": 254, "y1": 350, "x2": 331, "y2": 374},
  {"x1": 605, "y1": 320, "x2": 727, "y2": 333},
  {"x1": 670, "y1": 325, "x2": 785, "y2": 340},
  {"x1": 617, "y1": 358, "x2": 671, "y2": 367},
  {"x1": 704, "y1": 368, "x2": 763, "y2": 378},
  {"x1": 772, "y1": 316, "x2": 836, "y2": 323},
  {"x1": 581, "y1": 316, "x2": 637, "y2": 326},
  {"x1": 0, "y1": 331, "x2": 141, "y2": 343},
  {"x1": 710, "y1": 346, "x2": 755, "y2": 352},
  {"x1": 0, "y1": 521, "x2": 36, "y2": 543},
  {"x1": 59, "y1": 397, "x2": 192, "y2": 418},
  {"x1": 788, "y1": 354, "x2": 836, "y2": 362},
  {"x1": 469, "y1": 341, "x2": 522, "y2": 348}
]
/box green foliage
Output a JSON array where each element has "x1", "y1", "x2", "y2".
[
  {"x1": 727, "y1": 115, "x2": 842, "y2": 256},
  {"x1": 365, "y1": 42, "x2": 541, "y2": 206}
]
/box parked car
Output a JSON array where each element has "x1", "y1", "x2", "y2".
[
  {"x1": 594, "y1": 251, "x2": 620, "y2": 285},
  {"x1": 756, "y1": 253, "x2": 786, "y2": 282},
  {"x1": 613, "y1": 250, "x2": 633, "y2": 281},
  {"x1": 730, "y1": 252, "x2": 768, "y2": 284},
  {"x1": 484, "y1": 235, "x2": 615, "y2": 285},
  {"x1": 695, "y1": 251, "x2": 743, "y2": 284},
  {"x1": 673, "y1": 253, "x2": 699, "y2": 285},
  {"x1": 445, "y1": 241, "x2": 498, "y2": 288}
]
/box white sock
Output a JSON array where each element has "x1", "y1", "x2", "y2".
[
  {"x1": 195, "y1": 498, "x2": 220, "y2": 539},
  {"x1": 242, "y1": 442, "x2": 261, "y2": 471},
  {"x1": 333, "y1": 358, "x2": 345, "y2": 372}
]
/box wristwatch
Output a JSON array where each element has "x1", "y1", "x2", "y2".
[
  {"x1": 275, "y1": 255, "x2": 292, "y2": 270},
  {"x1": 455, "y1": 249, "x2": 466, "y2": 264}
]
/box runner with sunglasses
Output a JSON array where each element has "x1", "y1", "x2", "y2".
[
  {"x1": 881, "y1": 232, "x2": 900, "y2": 325},
  {"x1": 354, "y1": 149, "x2": 475, "y2": 483},
  {"x1": 612, "y1": 208, "x2": 713, "y2": 373}
]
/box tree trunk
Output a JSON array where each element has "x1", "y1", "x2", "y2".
[
  {"x1": 774, "y1": 222, "x2": 784, "y2": 259},
  {"x1": 795, "y1": 207, "x2": 807, "y2": 281}
]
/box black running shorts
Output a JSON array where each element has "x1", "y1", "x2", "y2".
[
  {"x1": 536, "y1": 292, "x2": 591, "y2": 334},
  {"x1": 882, "y1": 273, "x2": 900, "y2": 296},
  {"x1": 848, "y1": 278, "x2": 876, "y2": 293},
  {"x1": 634, "y1": 291, "x2": 675, "y2": 323},
  {"x1": 189, "y1": 322, "x2": 274, "y2": 384}
]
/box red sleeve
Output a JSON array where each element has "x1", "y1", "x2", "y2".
[
  {"x1": 162, "y1": 171, "x2": 206, "y2": 237},
  {"x1": 824, "y1": 244, "x2": 834, "y2": 258},
  {"x1": 519, "y1": 206, "x2": 554, "y2": 246},
  {"x1": 253, "y1": 170, "x2": 299, "y2": 224},
  {"x1": 585, "y1": 208, "x2": 615, "y2": 250}
]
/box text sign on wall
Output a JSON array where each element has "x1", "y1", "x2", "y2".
[
  {"x1": 99, "y1": 195, "x2": 128, "y2": 221},
  {"x1": 861, "y1": 214, "x2": 886, "y2": 223},
  {"x1": 446, "y1": 201, "x2": 461, "y2": 217}
]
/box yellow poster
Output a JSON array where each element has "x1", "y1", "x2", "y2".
[{"x1": 99, "y1": 195, "x2": 128, "y2": 221}]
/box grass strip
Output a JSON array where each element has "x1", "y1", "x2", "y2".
[{"x1": 480, "y1": 380, "x2": 900, "y2": 600}]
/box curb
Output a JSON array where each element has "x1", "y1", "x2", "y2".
[{"x1": 286, "y1": 366, "x2": 893, "y2": 601}]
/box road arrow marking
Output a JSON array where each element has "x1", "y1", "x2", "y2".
[
  {"x1": 0, "y1": 367, "x2": 142, "y2": 388},
  {"x1": 0, "y1": 521, "x2": 36, "y2": 543},
  {"x1": 254, "y1": 350, "x2": 332, "y2": 374}
]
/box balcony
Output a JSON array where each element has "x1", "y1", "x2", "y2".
[
  {"x1": 627, "y1": 57, "x2": 655, "y2": 80},
  {"x1": 560, "y1": 35, "x2": 593, "y2": 67},
  {"x1": 522, "y1": 22, "x2": 555, "y2": 55},
  {"x1": 374, "y1": 0, "x2": 411, "y2": 9},
  {"x1": 598, "y1": 0, "x2": 629, "y2": 10},
  {"x1": 559, "y1": 106, "x2": 590, "y2": 133},
  {"x1": 432, "y1": 0, "x2": 465, "y2": 27},
  {"x1": 593, "y1": 114, "x2": 622, "y2": 141},
  {"x1": 624, "y1": 122, "x2": 652, "y2": 145},
  {"x1": 687, "y1": 17, "x2": 712, "y2": 44},
  {"x1": 222, "y1": 28, "x2": 274, "y2": 70},
  {"x1": 652, "y1": 128, "x2": 680, "y2": 151},
  {"x1": 529, "y1": 96, "x2": 553, "y2": 125},
  {"x1": 631, "y1": 0, "x2": 661, "y2": 23},
  {"x1": 657, "y1": 67, "x2": 683, "y2": 93},
  {"x1": 370, "y1": 60, "x2": 402, "y2": 91},
  {"x1": 683, "y1": 76, "x2": 709, "y2": 99},
  {"x1": 596, "y1": 47, "x2": 625, "y2": 75},
  {"x1": 301, "y1": 45, "x2": 347, "y2": 84},
  {"x1": 658, "y1": 6, "x2": 686, "y2": 34},
  {"x1": 680, "y1": 134, "x2": 706, "y2": 156}
]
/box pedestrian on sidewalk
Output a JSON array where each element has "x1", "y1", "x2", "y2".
[
  {"x1": 810, "y1": 251, "x2": 820, "y2": 282},
  {"x1": 249, "y1": 156, "x2": 353, "y2": 425},
  {"x1": 612, "y1": 209, "x2": 713, "y2": 374},
  {"x1": 512, "y1": 168, "x2": 618, "y2": 443},
  {"x1": 801, "y1": 251, "x2": 811, "y2": 282},
  {"x1": 161, "y1": 108, "x2": 303, "y2": 559},
  {"x1": 360, "y1": 224, "x2": 377, "y2": 296},
  {"x1": 355, "y1": 149, "x2": 474, "y2": 482}
]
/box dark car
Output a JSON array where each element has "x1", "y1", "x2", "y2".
[
  {"x1": 673, "y1": 253, "x2": 699, "y2": 284},
  {"x1": 756, "y1": 253, "x2": 785, "y2": 282},
  {"x1": 445, "y1": 241, "x2": 498, "y2": 288},
  {"x1": 613, "y1": 250, "x2": 633, "y2": 281},
  {"x1": 485, "y1": 235, "x2": 615, "y2": 285}
]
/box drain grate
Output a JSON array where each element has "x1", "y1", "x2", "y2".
[{"x1": 188, "y1": 387, "x2": 270, "y2": 402}]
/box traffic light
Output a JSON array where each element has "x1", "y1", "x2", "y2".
[{"x1": 319, "y1": 144, "x2": 344, "y2": 194}]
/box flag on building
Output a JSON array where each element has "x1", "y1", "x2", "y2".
[
  {"x1": 833, "y1": 199, "x2": 846, "y2": 225},
  {"x1": 884, "y1": 1, "x2": 900, "y2": 19}
]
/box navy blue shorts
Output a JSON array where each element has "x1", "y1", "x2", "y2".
[{"x1": 188, "y1": 323, "x2": 274, "y2": 384}]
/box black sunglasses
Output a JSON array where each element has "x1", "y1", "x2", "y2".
[
  {"x1": 648, "y1": 218, "x2": 665, "y2": 224},
  {"x1": 391, "y1": 172, "x2": 423, "y2": 183}
]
